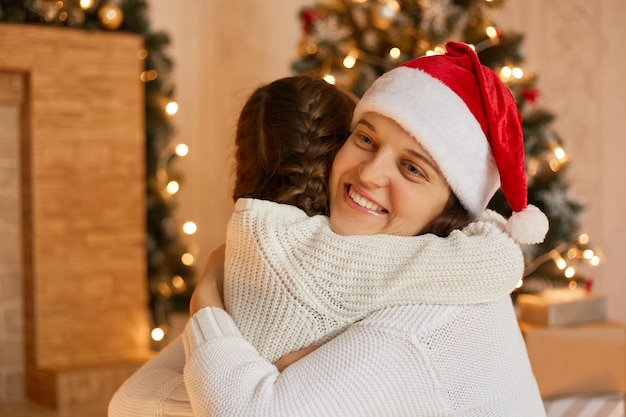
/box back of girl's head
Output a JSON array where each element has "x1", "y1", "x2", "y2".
[{"x1": 233, "y1": 75, "x2": 356, "y2": 216}]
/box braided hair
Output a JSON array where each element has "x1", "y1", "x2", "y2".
[{"x1": 233, "y1": 76, "x2": 356, "y2": 216}]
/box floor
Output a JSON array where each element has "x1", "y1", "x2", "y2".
[{"x1": 0, "y1": 401, "x2": 107, "y2": 417}]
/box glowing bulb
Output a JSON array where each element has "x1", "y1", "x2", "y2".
[
  {"x1": 389, "y1": 47, "x2": 401, "y2": 59},
  {"x1": 166, "y1": 101, "x2": 179, "y2": 115},
  {"x1": 564, "y1": 267, "x2": 576, "y2": 278},
  {"x1": 590, "y1": 256, "x2": 600, "y2": 266},
  {"x1": 343, "y1": 52, "x2": 358, "y2": 69},
  {"x1": 172, "y1": 275, "x2": 186, "y2": 291},
  {"x1": 434, "y1": 45, "x2": 445, "y2": 55},
  {"x1": 568, "y1": 280, "x2": 578, "y2": 289},
  {"x1": 578, "y1": 233, "x2": 590, "y2": 245},
  {"x1": 140, "y1": 70, "x2": 158, "y2": 82},
  {"x1": 183, "y1": 221, "x2": 197, "y2": 235},
  {"x1": 79, "y1": 0, "x2": 94, "y2": 9},
  {"x1": 549, "y1": 158, "x2": 561, "y2": 172},
  {"x1": 175, "y1": 143, "x2": 188, "y2": 156},
  {"x1": 515, "y1": 278, "x2": 524, "y2": 289},
  {"x1": 500, "y1": 66, "x2": 512, "y2": 81},
  {"x1": 181, "y1": 252, "x2": 194, "y2": 266},
  {"x1": 323, "y1": 74, "x2": 336, "y2": 85},
  {"x1": 582, "y1": 249, "x2": 594, "y2": 260},
  {"x1": 553, "y1": 146, "x2": 566, "y2": 160},
  {"x1": 512, "y1": 67, "x2": 524, "y2": 79},
  {"x1": 166, "y1": 181, "x2": 179, "y2": 195},
  {"x1": 425, "y1": 50, "x2": 436, "y2": 56},
  {"x1": 556, "y1": 258, "x2": 567, "y2": 270},
  {"x1": 486, "y1": 26, "x2": 498, "y2": 39},
  {"x1": 151, "y1": 327, "x2": 165, "y2": 341}
]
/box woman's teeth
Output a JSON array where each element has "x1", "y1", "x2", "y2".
[{"x1": 348, "y1": 187, "x2": 383, "y2": 212}]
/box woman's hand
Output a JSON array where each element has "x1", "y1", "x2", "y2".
[
  {"x1": 190, "y1": 244, "x2": 226, "y2": 315},
  {"x1": 274, "y1": 345, "x2": 318, "y2": 372}
]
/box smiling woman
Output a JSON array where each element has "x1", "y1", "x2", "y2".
[
  {"x1": 110, "y1": 43, "x2": 549, "y2": 417},
  {"x1": 329, "y1": 112, "x2": 455, "y2": 237}
]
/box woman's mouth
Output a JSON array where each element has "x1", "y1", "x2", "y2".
[{"x1": 347, "y1": 185, "x2": 387, "y2": 213}]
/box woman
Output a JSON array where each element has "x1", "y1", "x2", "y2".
[
  {"x1": 183, "y1": 42, "x2": 547, "y2": 416},
  {"x1": 110, "y1": 43, "x2": 547, "y2": 416}
]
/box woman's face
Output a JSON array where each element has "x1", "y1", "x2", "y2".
[{"x1": 329, "y1": 112, "x2": 451, "y2": 236}]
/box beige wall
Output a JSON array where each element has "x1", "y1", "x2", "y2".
[{"x1": 149, "y1": 0, "x2": 626, "y2": 324}]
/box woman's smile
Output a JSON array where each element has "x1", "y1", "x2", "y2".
[{"x1": 346, "y1": 184, "x2": 387, "y2": 214}]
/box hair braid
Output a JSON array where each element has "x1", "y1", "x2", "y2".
[{"x1": 233, "y1": 76, "x2": 356, "y2": 216}]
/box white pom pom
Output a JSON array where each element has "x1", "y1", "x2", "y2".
[{"x1": 505, "y1": 204, "x2": 549, "y2": 244}]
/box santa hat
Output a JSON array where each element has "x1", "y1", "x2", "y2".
[{"x1": 352, "y1": 41, "x2": 548, "y2": 244}]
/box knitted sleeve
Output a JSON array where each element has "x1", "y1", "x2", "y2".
[
  {"x1": 108, "y1": 336, "x2": 193, "y2": 417},
  {"x1": 225, "y1": 198, "x2": 524, "y2": 361},
  {"x1": 181, "y1": 304, "x2": 546, "y2": 417},
  {"x1": 181, "y1": 307, "x2": 444, "y2": 417}
]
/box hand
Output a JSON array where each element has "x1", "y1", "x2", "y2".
[
  {"x1": 190, "y1": 244, "x2": 226, "y2": 315},
  {"x1": 274, "y1": 345, "x2": 318, "y2": 372}
]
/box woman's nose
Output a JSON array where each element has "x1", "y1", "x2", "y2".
[{"x1": 358, "y1": 153, "x2": 391, "y2": 187}]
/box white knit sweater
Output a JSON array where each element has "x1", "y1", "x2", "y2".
[
  {"x1": 226, "y1": 198, "x2": 524, "y2": 362},
  {"x1": 108, "y1": 200, "x2": 541, "y2": 417}
]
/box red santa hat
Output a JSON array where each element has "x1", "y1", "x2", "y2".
[{"x1": 352, "y1": 41, "x2": 548, "y2": 244}]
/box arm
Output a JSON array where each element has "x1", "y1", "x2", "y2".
[
  {"x1": 232, "y1": 198, "x2": 524, "y2": 306},
  {"x1": 182, "y1": 307, "x2": 443, "y2": 417},
  {"x1": 108, "y1": 336, "x2": 193, "y2": 417}
]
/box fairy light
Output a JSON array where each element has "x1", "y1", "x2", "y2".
[
  {"x1": 389, "y1": 47, "x2": 401, "y2": 60},
  {"x1": 512, "y1": 67, "x2": 524, "y2": 79},
  {"x1": 485, "y1": 26, "x2": 498, "y2": 39},
  {"x1": 323, "y1": 74, "x2": 336, "y2": 85},
  {"x1": 515, "y1": 278, "x2": 524, "y2": 289},
  {"x1": 564, "y1": 267, "x2": 576, "y2": 278},
  {"x1": 343, "y1": 51, "x2": 358, "y2": 69},
  {"x1": 172, "y1": 275, "x2": 186, "y2": 291},
  {"x1": 166, "y1": 101, "x2": 179, "y2": 115},
  {"x1": 499, "y1": 66, "x2": 512, "y2": 81},
  {"x1": 166, "y1": 180, "x2": 179, "y2": 195},
  {"x1": 175, "y1": 143, "x2": 188, "y2": 156},
  {"x1": 79, "y1": 0, "x2": 94, "y2": 9},
  {"x1": 140, "y1": 69, "x2": 158, "y2": 82},
  {"x1": 151, "y1": 326, "x2": 166, "y2": 342},
  {"x1": 434, "y1": 45, "x2": 446, "y2": 55},
  {"x1": 183, "y1": 221, "x2": 197, "y2": 235},
  {"x1": 181, "y1": 252, "x2": 195, "y2": 266},
  {"x1": 553, "y1": 146, "x2": 566, "y2": 161}
]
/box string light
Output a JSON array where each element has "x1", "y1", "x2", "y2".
[
  {"x1": 389, "y1": 47, "x2": 401, "y2": 60},
  {"x1": 165, "y1": 101, "x2": 179, "y2": 115},
  {"x1": 151, "y1": 326, "x2": 166, "y2": 342},
  {"x1": 175, "y1": 143, "x2": 188, "y2": 156},
  {"x1": 343, "y1": 51, "x2": 358, "y2": 68},
  {"x1": 323, "y1": 74, "x2": 336, "y2": 84},
  {"x1": 165, "y1": 180, "x2": 179, "y2": 195},
  {"x1": 182, "y1": 221, "x2": 197, "y2": 235},
  {"x1": 181, "y1": 252, "x2": 195, "y2": 266}
]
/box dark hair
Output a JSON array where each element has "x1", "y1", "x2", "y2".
[
  {"x1": 421, "y1": 193, "x2": 471, "y2": 237},
  {"x1": 233, "y1": 75, "x2": 356, "y2": 216}
]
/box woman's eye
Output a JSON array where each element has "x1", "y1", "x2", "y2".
[
  {"x1": 404, "y1": 162, "x2": 424, "y2": 178},
  {"x1": 358, "y1": 134, "x2": 374, "y2": 146}
]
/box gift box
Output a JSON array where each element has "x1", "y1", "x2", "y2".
[
  {"x1": 543, "y1": 393, "x2": 624, "y2": 417},
  {"x1": 519, "y1": 320, "x2": 626, "y2": 398},
  {"x1": 517, "y1": 289, "x2": 606, "y2": 326}
]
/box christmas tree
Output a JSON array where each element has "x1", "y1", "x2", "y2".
[
  {"x1": 0, "y1": 0, "x2": 196, "y2": 341},
  {"x1": 292, "y1": 0, "x2": 602, "y2": 296}
]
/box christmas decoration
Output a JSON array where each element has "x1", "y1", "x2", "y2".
[
  {"x1": 292, "y1": 0, "x2": 603, "y2": 297},
  {"x1": 0, "y1": 0, "x2": 197, "y2": 346}
]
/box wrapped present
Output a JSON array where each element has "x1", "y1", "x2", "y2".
[
  {"x1": 517, "y1": 288, "x2": 606, "y2": 326},
  {"x1": 519, "y1": 320, "x2": 626, "y2": 398},
  {"x1": 543, "y1": 393, "x2": 624, "y2": 417}
]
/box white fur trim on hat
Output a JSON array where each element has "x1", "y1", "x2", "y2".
[{"x1": 352, "y1": 66, "x2": 500, "y2": 219}]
